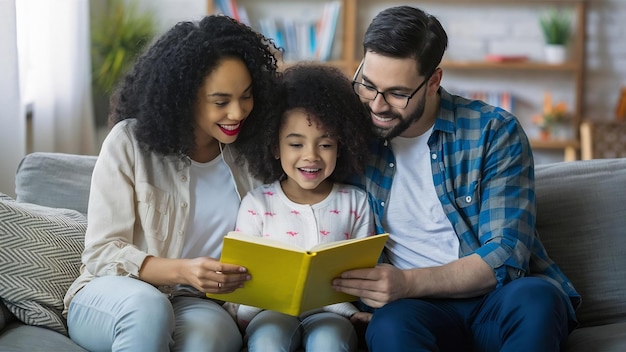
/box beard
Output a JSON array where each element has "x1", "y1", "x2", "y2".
[{"x1": 366, "y1": 90, "x2": 427, "y2": 139}]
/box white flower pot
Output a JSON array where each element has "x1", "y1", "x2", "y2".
[{"x1": 544, "y1": 44, "x2": 567, "y2": 64}]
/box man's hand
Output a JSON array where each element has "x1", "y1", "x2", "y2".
[
  {"x1": 333, "y1": 255, "x2": 497, "y2": 307},
  {"x1": 332, "y1": 263, "x2": 409, "y2": 308}
]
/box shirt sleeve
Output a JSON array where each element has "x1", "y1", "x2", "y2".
[
  {"x1": 82, "y1": 123, "x2": 148, "y2": 278},
  {"x1": 470, "y1": 116, "x2": 535, "y2": 287}
]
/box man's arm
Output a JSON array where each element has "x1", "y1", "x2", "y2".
[{"x1": 333, "y1": 254, "x2": 496, "y2": 308}]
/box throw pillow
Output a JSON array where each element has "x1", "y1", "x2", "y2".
[{"x1": 0, "y1": 193, "x2": 85, "y2": 336}]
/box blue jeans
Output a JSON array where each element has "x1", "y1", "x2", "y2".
[
  {"x1": 67, "y1": 276, "x2": 242, "y2": 352},
  {"x1": 366, "y1": 277, "x2": 570, "y2": 352},
  {"x1": 245, "y1": 310, "x2": 357, "y2": 352}
]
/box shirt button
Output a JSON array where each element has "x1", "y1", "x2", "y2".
[
  {"x1": 181, "y1": 175, "x2": 188, "y2": 182},
  {"x1": 465, "y1": 196, "x2": 472, "y2": 203},
  {"x1": 181, "y1": 202, "x2": 188, "y2": 208},
  {"x1": 384, "y1": 140, "x2": 388, "y2": 147},
  {"x1": 431, "y1": 153, "x2": 437, "y2": 160},
  {"x1": 381, "y1": 201, "x2": 385, "y2": 207},
  {"x1": 389, "y1": 162, "x2": 395, "y2": 168}
]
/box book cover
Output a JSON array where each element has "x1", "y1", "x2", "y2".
[{"x1": 206, "y1": 232, "x2": 389, "y2": 316}]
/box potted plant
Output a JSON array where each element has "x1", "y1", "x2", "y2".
[
  {"x1": 539, "y1": 8, "x2": 572, "y2": 64},
  {"x1": 532, "y1": 92, "x2": 571, "y2": 140},
  {"x1": 91, "y1": 0, "x2": 156, "y2": 127}
]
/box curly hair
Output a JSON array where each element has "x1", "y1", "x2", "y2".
[
  {"x1": 109, "y1": 15, "x2": 281, "y2": 157},
  {"x1": 240, "y1": 63, "x2": 374, "y2": 184}
]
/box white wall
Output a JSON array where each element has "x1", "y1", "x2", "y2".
[
  {"x1": 586, "y1": 0, "x2": 626, "y2": 119},
  {"x1": 0, "y1": 0, "x2": 25, "y2": 197}
]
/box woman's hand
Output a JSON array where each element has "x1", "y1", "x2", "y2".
[
  {"x1": 139, "y1": 256, "x2": 250, "y2": 293},
  {"x1": 183, "y1": 257, "x2": 250, "y2": 293}
]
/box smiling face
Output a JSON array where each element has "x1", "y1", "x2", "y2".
[
  {"x1": 278, "y1": 108, "x2": 337, "y2": 204},
  {"x1": 357, "y1": 52, "x2": 438, "y2": 139},
  {"x1": 192, "y1": 57, "x2": 253, "y2": 161}
]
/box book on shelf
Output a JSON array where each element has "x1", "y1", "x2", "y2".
[
  {"x1": 215, "y1": 0, "x2": 249, "y2": 26},
  {"x1": 206, "y1": 231, "x2": 389, "y2": 316},
  {"x1": 453, "y1": 89, "x2": 515, "y2": 114},
  {"x1": 228, "y1": 1, "x2": 341, "y2": 62},
  {"x1": 484, "y1": 54, "x2": 529, "y2": 63},
  {"x1": 315, "y1": 1, "x2": 341, "y2": 61}
]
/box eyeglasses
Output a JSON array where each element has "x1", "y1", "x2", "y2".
[{"x1": 352, "y1": 60, "x2": 434, "y2": 109}]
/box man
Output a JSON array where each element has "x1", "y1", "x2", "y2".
[{"x1": 332, "y1": 6, "x2": 580, "y2": 351}]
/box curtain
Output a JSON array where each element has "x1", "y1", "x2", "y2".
[{"x1": 16, "y1": 0, "x2": 96, "y2": 155}]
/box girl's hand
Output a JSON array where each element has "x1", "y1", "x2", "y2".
[{"x1": 350, "y1": 311, "x2": 373, "y2": 324}]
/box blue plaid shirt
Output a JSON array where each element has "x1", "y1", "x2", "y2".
[{"x1": 352, "y1": 87, "x2": 580, "y2": 314}]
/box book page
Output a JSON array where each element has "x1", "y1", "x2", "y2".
[
  {"x1": 225, "y1": 231, "x2": 306, "y2": 253},
  {"x1": 308, "y1": 233, "x2": 388, "y2": 253}
]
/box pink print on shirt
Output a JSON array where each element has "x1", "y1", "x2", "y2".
[
  {"x1": 247, "y1": 209, "x2": 257, "y2": 216},
  {"x1": 286, "y1": 231, "x2": 298, "y2": 237},
  {"x1": 330, "y1": 209, "x2": 340, "y2": 214},
  {"x1": 350, "y1": 209, "x2": 361, "y2": 220},
  {"x1": 320, "y1": 230, "x2": 330, "y2": 236}
]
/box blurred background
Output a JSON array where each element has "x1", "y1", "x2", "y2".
[{"x1": 1, "y1": 0, "x2": 625, "y2": 196}]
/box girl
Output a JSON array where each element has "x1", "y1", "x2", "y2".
[{"x1": 235, "y1": 63, "x2": 375, "y2": 352}]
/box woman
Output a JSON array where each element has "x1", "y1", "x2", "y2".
[{"x1": 63, "y1": 15, "x2": 280, "y2": 352}]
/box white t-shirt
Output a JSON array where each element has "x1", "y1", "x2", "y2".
[
  {"x1": 181, "y1": 154, "x2": 240, "y2": 259},
  {"x1": 385, "y1": 128, "x2": 459, "y2": 269}
]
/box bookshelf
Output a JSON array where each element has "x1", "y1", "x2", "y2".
[{"x1": 208, "y1": 0, "x2": 587, "y2": 161}]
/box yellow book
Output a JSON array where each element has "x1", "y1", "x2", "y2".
[{"x1": 206, "y1": 231, "x2": 389, "y2": 316}]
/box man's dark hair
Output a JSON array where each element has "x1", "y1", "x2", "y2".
[{"x1": 363, "y1": 6, "x2": 448, "y2": 76}]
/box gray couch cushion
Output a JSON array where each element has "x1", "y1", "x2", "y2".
[
  {"x1": 535, "y1": 158, "x2": 626, "y2": 327},
  {"x1": 0, "y1": 323, "x2": 86, "y2": 351},
  {"x1": 0, "y1": 193, "x2": 85, "y2": 336},
  {"x1": 15, "y1": 152, "x2": 97, "y2": 215},
  {"x1": 565, "y1": 322, "x2": 626, "y2": 352}
]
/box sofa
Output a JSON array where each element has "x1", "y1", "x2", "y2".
[{"x1": 1, "y1": 152, "x2": 625, "y2": 351}]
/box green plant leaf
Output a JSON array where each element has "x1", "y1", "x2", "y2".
[
  {"x1": 91, "y1": 0, "x2": 156, "y2": 93},
  {"x1": 539, "y1": 8, "x2": 572, "y2": 45}
]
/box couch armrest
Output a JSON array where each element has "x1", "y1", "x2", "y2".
[{"x1": 15, "y1": 152, "x2": 97, "y2": 215}]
